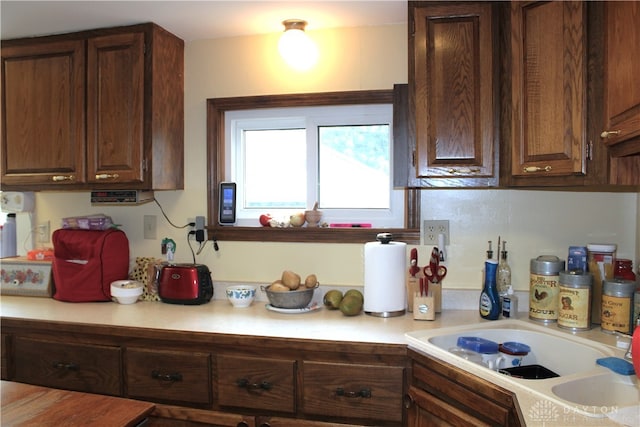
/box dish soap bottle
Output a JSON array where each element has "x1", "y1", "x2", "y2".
[
  {"x1": 480, "y1": 259, "x2": 500, "y2": 320},
  {"x1": 502, "y1": 285, "x2": 518, "y2": 318},
  {"x1": 497, "y1": 240, "x2": 512, "y2": 302}
]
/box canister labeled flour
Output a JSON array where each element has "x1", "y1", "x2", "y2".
[
  {"x1": 529, "y1": 256, "x2": 565, "y2": 323},
  {"x1": 558, "y1": 271, "x2": 593, "y2": 331},
  {"x1": 601, "y1": 279, "x2": 636, "y2": 334}
]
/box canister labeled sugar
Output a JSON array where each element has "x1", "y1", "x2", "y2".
[
  {"x1": 529, "y1": 256, "x2": 565, "y2": 323},
  {"x1": 558, "y1": 271, "x2": 592, "y2": 331},
  {"x1": 601, "y1": 279, "x2": 636, "y2": 334}
]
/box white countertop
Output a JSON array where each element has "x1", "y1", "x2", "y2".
[{"x1": 1, "y1": 295, "x2": 637, "y2": 427}]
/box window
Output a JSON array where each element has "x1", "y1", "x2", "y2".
[
  {"x1": 225, "y1": 104, "x2": 404, "y2": 227},
  {"x1": 206, "y1": 89, "x2": 420, "y2": 244}
]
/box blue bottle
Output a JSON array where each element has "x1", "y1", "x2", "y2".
[{"x1": 479, "y1": 259, "x2": 500, "y2": 320}]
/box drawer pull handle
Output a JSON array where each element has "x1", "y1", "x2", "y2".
[
  {"x1": 447, "y1": 167, "x2": 480, "y2": 174},
  {"x1": 151, "y1": 370, "x2": 183, "y2": 382},
  {"x1": 335, "y1": 387, "x2": 372, "y2": 398},
  {"x1": 600, "y1": 130, "x2": 621, "y2": 139},
  {"x1": 52, "y1": 362, "x2": 78, "y2": 371},
  {"x1": 523, "y1": 165, "x2": 552, "y2": 173},
  {"x1": 52, "y1": 175, "x2": 74, "y2": 182},
  {"x1": 95, "y1": 173, "x2": 120, "y2": 180},
  {"x1": 236, "y1": 378, "x2": 273, "y2": 391}
]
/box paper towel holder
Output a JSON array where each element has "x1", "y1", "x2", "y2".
[{"x1": 377, "y1": 232, "x2": 393, "y2": 244}]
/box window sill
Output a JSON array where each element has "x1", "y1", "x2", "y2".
[{"x1": 208, "y1": 226, "x2": 420, "y2": 245}]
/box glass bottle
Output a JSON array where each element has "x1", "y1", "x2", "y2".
[
  {"x1": 614, "y1": 259, "x2": 636, "y2": 281},
  {"x1": 497, "y1": 241, "x2": 512, "y2": 299},
  {"x1": 480, "y1": 259, "x2": 500, "y2": 320}
]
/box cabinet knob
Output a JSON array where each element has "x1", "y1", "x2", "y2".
[
  {"x1": 600, "y1": 130, "x2": 621, "y2": 139},
  {"x1": 52, "y1": 175, "x2": 75, "y2": 182},
  {"x1": 151, "y1": 370, "x2": 183, "y2": 382},
  {"x1": 95, "y1": 173, "x2": 120, "y2": 180},
  {"x1": 523, "y1": 166, "x2": 552, "y2": 173},
  {"x1": 447, "y1": 167, "x2": 481, "y2": 174}
]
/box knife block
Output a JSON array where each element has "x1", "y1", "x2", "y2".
[
  {"x1": 406, "y1": 277, "x2": 419, "y2": 312},
  {"x1": 413, "y1": 292, "x2": 435, "y2": 320}
]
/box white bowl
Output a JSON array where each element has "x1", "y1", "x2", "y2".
[
  {"x1": 226, "y1": 285, "x2": 256, "y2": 308},
  {"x1": 111, "y1": 280, "x2": 143, "y2": 305}
]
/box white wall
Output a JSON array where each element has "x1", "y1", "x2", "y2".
[{"x1": 32, "y1": 24, "x2": 640, "y2": 291}]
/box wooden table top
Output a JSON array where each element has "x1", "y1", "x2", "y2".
[{"x1": 1, "y1": 381, "x2": 155, "y2": 426}]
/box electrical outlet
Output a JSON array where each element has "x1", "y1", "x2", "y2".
[
  {"x1": 143, "y1": 215, "x2": 157, "y2": 240},
  {"x1": 37, "y1": 221, "x2": 50, "y2": 243},
  {"x1": 423, "y1": 220, "x2": 449, "y2": 245},
  {"x1": 188, "y1": 216, "x2": 207, "y2": 243}
]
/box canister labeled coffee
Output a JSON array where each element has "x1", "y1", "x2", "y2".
[
  {"x1": 529, "y1": 256, "x2": 565, "y2": 323},
  {"x1": 601, "y1": 279, "x2": 636, "y2": 334},
  {"x1": 558, "y1": 271, "x2": 593, "y2": 331}
]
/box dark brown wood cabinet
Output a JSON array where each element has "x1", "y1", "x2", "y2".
[
  {"x1": 508, "y1": 1, "x2": 588, "y2": 184},
  {"x1": 13, "y1": 336, "x2": 122, "y2": 396},
  {"x1": 601, "y1": 1, "x2": 640, "y2": 156},
  {"x1": 408, "y1": 2, "x2": 498, "y2": 188},
  {"x1": 405, "y1": 348, "x2": 524, "y2": 427},
  {"x1": 1, "y1": 318, "x2": 406, "y2": 427},
  {"x1": 1, "y1": 23, "x2": 184, "y2": 191}
]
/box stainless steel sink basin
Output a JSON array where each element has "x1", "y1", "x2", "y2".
[{"x1": 406, "y1": 319, "x2": 639, "y2": 418}]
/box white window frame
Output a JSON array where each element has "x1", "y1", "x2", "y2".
[{"x1": 224, "y1": 104, "x2": 404, "y2": 227}]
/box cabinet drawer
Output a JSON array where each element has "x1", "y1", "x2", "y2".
[
  {"x1": 302, "y1": 361, "x2": 404, "y2": 422},
  {"x1": 13, "y1": 336, "x2": 121, "y2": 395},
  {"x1": 217, "y1": 354, "x2": 295, "y2": 413},
  {"x1": 126, "y1": 347, "x2": 211, "y2": 405}
]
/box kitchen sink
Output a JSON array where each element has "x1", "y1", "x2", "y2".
[
  {"x1": 406, "y1": 319, "x2": 639, "y2": 418},
  {"x1": 408, "y1": 319, "x2": 613, "y2": 376},
  {"x1": 552, "y1": 372, "x2": 639, "y2": 407}
]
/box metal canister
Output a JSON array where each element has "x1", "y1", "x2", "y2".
[
  {"x1": 601, "y1": 279, "x2": 636, "y2": 334},
  {"x1": 558, "y1": 271, "x2": 593, "y2": 331},
  {"x1": 529, "y1": 255, "x2": 565, "y2": 323}
]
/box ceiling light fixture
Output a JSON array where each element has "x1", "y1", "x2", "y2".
[{"x1": 278, "y1": 19, "x2": 319, "y2": 71}]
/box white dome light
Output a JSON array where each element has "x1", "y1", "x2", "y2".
[{"x1": 278, "y1": 19, "x2": 318, "y2": 71}]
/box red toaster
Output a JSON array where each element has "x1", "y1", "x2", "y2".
[{"x1": 157, "y1": 264, "x2": 213, "y2": 305}]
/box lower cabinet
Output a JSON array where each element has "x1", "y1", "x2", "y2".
[
  {"x1": 2, "y1": 320, "x2": 406, "y2": 427},
  {"x1": 13, "y1": 336, "x2": 122, "y2": 396},
  {"x1": 406, "y1": 348, "x2": 524, "y2": 427},
  {"x1": 126, "y1": 347, "x2": 212, "y2": 406}
]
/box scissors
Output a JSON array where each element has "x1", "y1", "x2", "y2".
[{"x1": 423, "y1": 247, "x2": 447, "y2": 283}]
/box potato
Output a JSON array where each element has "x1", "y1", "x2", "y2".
[
  {"x1": 269, "y1": 281, "x2": 290, "y2": 292},
  {"x1": 281, "y1": 270, "x2": 301, "y2": 290},
  {"x1": 304, "y1": 274, "x2": 318, "y2": 288}
]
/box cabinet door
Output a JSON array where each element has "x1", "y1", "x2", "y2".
[
  {"x1": 301, "y1": 361, "x2": 404, "y2": 423},
  {"x1": 406, "y1": 385, "x2": 491, "y2": 427},
  {"x1": 412, "y1": 3, "x2": 496, "y2": 184},
  {"x1": 217, "y1": 354, "x2": 295, "y2": 414},
  {"x1": 87, "y1": 32, "x2": 145, "y2": 185},
  {"x1": 13, "y1": 336, "x2": 121, "y2": 395},
  {"x1": 601, "y1": 1, "x2": 640, "y2": 155},
  {"x1": 126, "y1": 347, "x2": 212, "y2": 406},
  {"x1": 510, "y1": 1, "x2": 587, "y2": 179},
  {"x1": 1, "y1": 40, "x2": 86, "y2": 186}
]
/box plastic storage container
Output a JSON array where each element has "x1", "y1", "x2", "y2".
[
  {"x1": 587, "y1": 243, "x2": 616, "y2": 324},
  {"x1": 1, "y1": 213, "x2": 17, "y2": 258}
]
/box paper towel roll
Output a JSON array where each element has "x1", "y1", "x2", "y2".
[{"x1": 363, "y1": 240, "x2": 406, "y2": 316}]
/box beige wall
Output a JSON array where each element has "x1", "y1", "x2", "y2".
[{"x1": 33, "y1": 24, "x2": 639, "y2": 291}]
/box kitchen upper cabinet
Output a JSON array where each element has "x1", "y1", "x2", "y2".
[
  {"x1": 408, "y1": 2, "x2": 498, "y2": 188},
  {"x1": 1, "y1": 40, "x2": 86, "y2": 186},
  {"x1": 1, "y1": 23, "x2": 184, "y2": 191},
  {"x1": 508, "y1": 1, "x2": 588, "y2": 185},
  {"x1": 601, "y1": 1, "x2": 640, "y2": 156}
]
